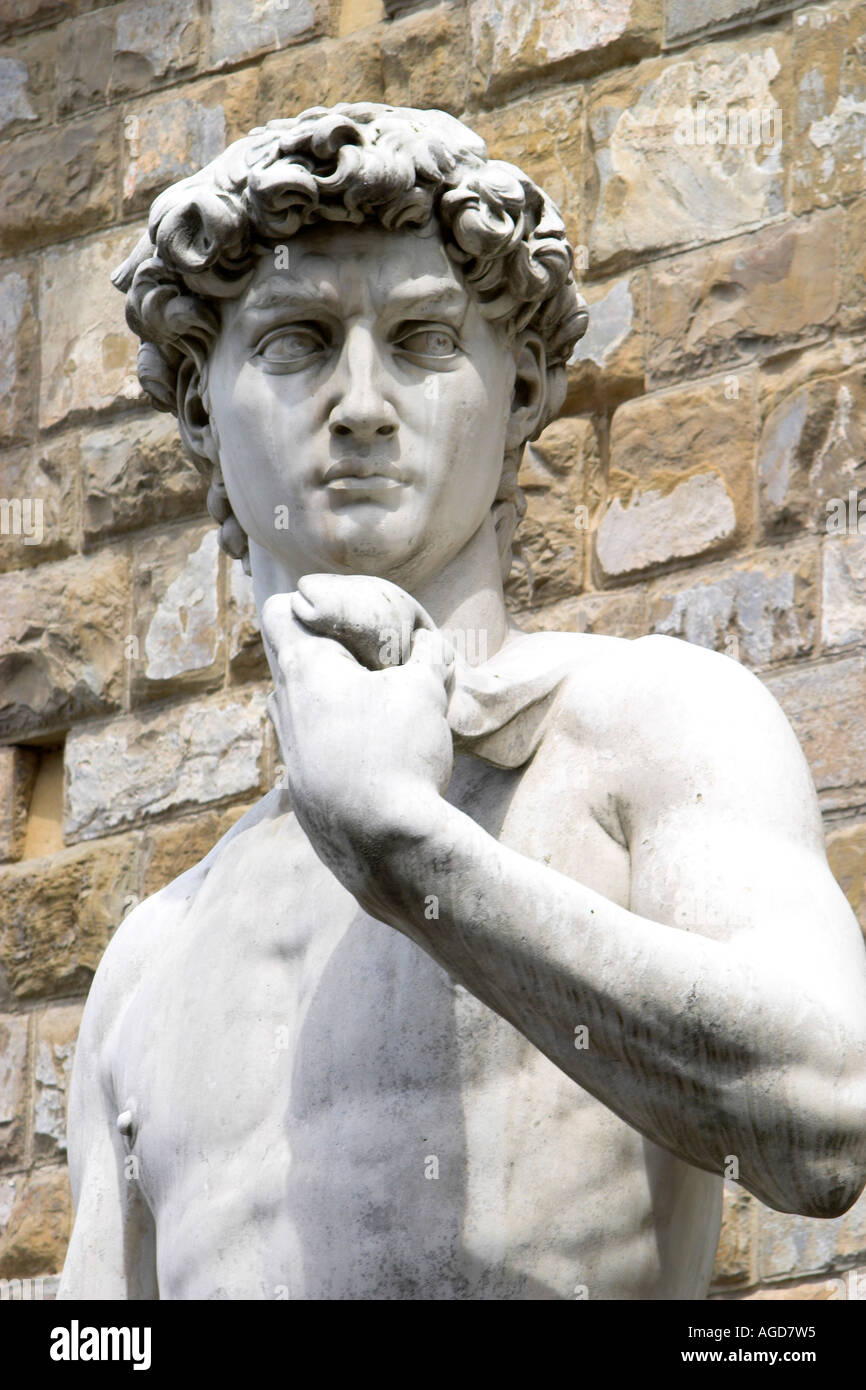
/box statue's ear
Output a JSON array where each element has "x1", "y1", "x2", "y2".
[
  {"x1": 505, "y1": 332, "x2": 547, "y2": 450},
  {"x1": 176, "y1": 356, "x2": 219, "y2": 469}
]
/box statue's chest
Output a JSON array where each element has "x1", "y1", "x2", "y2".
[{"x1": 111, "y1": 751, "x2": 628, "y2": 1213}]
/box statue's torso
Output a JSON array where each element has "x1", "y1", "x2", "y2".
[{"x1": 107, "y1": 705, "x2": 722, "y2": 1300}]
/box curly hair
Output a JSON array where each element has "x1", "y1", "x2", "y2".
[{"x1": 112, "y1": 103, "x2": 588, "y2": 576}]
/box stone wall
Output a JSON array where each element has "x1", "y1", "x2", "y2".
[{"x1": 1, "y1": 0, "x2": 866, "y2": 1300}]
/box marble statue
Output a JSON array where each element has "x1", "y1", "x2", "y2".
[{"x1": 59, "y1": 105, "x2": 866, "y2": 1301}]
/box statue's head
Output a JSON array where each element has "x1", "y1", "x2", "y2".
[{"x1": 114, "y1": 104, "x2": 588, "y2": 586}]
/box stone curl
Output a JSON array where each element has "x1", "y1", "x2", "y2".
[{"x1": 113, "y1": 104, "x2": 589, "y2": 575}]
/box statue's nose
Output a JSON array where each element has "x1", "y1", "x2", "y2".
[{"x1": 328, "y1": 326, "x2": 398, "y2": 442}]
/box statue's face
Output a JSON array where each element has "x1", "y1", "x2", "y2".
[{"x1": 204, "y1": 221, "x2": 519, "y2": 588}]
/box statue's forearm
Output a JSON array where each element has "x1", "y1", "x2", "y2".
[{"x1": 354, "y1": 799, "x2": 866, "y2": 1219}]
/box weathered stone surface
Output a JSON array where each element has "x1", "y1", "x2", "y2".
[
  {"x1": 0, "y1": 0, "x2": 65, "y2": 42},
  {"x1": 646, "y1": 211, "x2": 843, "y2": 386},
  {"x1": 587, "y1": 34, "x2": 789, "y2": 271},
  {"x1": 841, "y1": 197, "x2": 866, "y2": 332},
  {"x1": 791, "y1": 1, "x2": 866, "y2": 214},
  {"x1": 142, "y1": 804, "x2": 253, "y2": 897},
  {"x1": 339, "y1": 0, "x2": 384, "y2": 32},
  {"x1": 665, "y1": 0, "x2": 800, "y2": 45},
  {"x1": 39, "y1": 226, "x2": 146, "y2": 430},
  {"x1": 765, "y1": 654, "x2": 866, "y2": 809},
  {"x1": 122, "y1": 94, "x2": 226, "y2": 212},
  {"x1": 567, "y1": 269, "x2": 646, "y2": 408},
  {"x1": 648, "y1": 543, "x2": 817, "y2": 668},
  {"x1": 210, "y1": 0, "x2": 322, "y2": 66},
  {"x1": 0, "y1": 552, "x2": 130, "y2": 740},
  {"x1": 58, "y1": 0, "x2": 200, "y2": 114},
  {"x1": 227, "y1": 560, "x2": 269, "y2": 682},
  {"x1": 0, "y1": 747, "x2": 38, "y2": 864},
  {"x1": 0, "y1": 28, "x2": 55, "y2": 136},
  {"x1": 741, "y1": 1276, "x2": 845, "y2": 1299},
  {"x1": 64, "y1": 688, "x2": 270, "y2": 842},
  {"x1": 469, "y1": 0, "x2": 661, "y2": 98},
  {"x1": 758, "y1": 1189, "x2": 866, "y2": 1280},
  {"x1": 598, "y1": 376, "x2": 755, "y2": 579},
  {"x1": 515, "y1": 587, "x2": 649, "y2": 639},
  {"x1": 469, "y1": 86, "x2": 584, "y2": 252},
  {"x1": 0, "y1": 111, "x2": 118, "y2": 256},
  {"x1": 757, "y1": 364, "x2": 866, "y2": 538},
  {"x1": 33, "y1": 1004, "x2": 82, "y2": 1161},
  {"x1": 131, "y1": 525, "x2": 223, "y2": 702},
  {"x1": 0, "y1": 263, "x2": 37, "y2": 448},
  {"x1": 823, "y1": 536, "x2": 866, "y2": 649},
  {"x1": 382, "y1": 3, "x2": 468, "y2": 114},
  {"x1": 81, "y1": 413, "x2": 208, "y2": 544},
  {"x1": 0, "y1": 838, "x2": 139, "y2": 999},
  {"x1": 0, "y1": 1015, "x2": 29, "y2": 1168},
  {"x1": 0, "y1": 440, "x2": 80, "y2": 572},
  {"x1": 711, "y1": 1182, "x2": 756, "y2": 1286},
  {"x1": 258, "y1": 29, "x2": 384, "y2": 118},
  {"x1": 506, "y1": 417, "x2": 600, "y2": 611},
  {"x1": 0, "y1": 1168, "x2": 72, "y2": 1280},
  {"x1": 826, "y1": 822, "x2": 866, "y2": 936}
]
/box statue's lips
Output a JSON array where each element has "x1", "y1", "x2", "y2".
[{"x1": 323, "y1": 460, "x2": 406, "y2": 492}]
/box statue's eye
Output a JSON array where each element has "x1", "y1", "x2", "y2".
[
  {"x1": 257, "y1": 327, "x2": 327, "y2": 365},
  {"x1": 397, "y1": 327, "x2": 459, "y2": 358}
]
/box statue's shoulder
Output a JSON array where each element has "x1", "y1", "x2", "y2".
[{"x1": 81, "y1": 790, "x2": 291, "y2": 1041}]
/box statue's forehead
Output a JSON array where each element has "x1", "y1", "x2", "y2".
[{"x1": 235, "y1": 223, "x2": 467, "y2": 316}]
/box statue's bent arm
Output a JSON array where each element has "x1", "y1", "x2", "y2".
[{"x1": 324, "y1": 638, "x2": 866, "y2": 1221}]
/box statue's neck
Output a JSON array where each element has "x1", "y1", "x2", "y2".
[{"x1": 248, "y1": 519, "x2": 510, "y2": 670}]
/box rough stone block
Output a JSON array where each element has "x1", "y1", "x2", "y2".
[
  {"x1": 0, "y1": 0, "x2": 65, "y2": 43},
  {"x1": 0, "y1": 747, "x2": 39, "y2": 864},
  {"x1": 33, "y1": 1004, "x2": 82, "y2": 1161},
  {"x1": 469, "y1": 0, "x2": 661, "y2": 99},
  {"x1": 0, "y1": 440, "x2": 80, "y2": 573},
  {"x1": 81, "y1": 413, "x2": 208, "y2": 545},
  {"x1": 0, "y1": 263, "x2": 38, "y2": 449},
  {"x1": 57, "y1": 0, "x2": 200, "y2": 114},
  {"x1": 741, "y1": 1276, "x2": 846, "y2": 1299},
  {"x1": 469, "y1": 86, "x2": 584, "y2": 255},
  {"x1": 822, "y1": 535, "x2": 866, "y2": 649},
  {"x1": 711, "y1": 1182, "x2": 756, "y2": 1286},
  {"x1": 646, "y1": 212, "x2": 842, "y2": 386},
  {"x1": 258, "y1": 29, "x2": 384, "y2": 118},
  {"x1": 39, "y1": 226, "x2": 146, "y2": 431},
  {"x1": 339, "y1": 0, "x2": 384, "y2": 32},
  {"x1": 758, "y1": 1188, "x2": 866, "y2": 1281},
  {"x1": 757, "y1": 363, "x2": 866, "y2": 538},
  {"x1": 131, "y1": 524, "x2": 223, "y2": 703},
  {"x1": 587, "y1": 33, "x2": 790, "y2": 272},
  {"x1": 0, "y1": 1015, "x2": 29, "y2": 1168},
  {"x1": 506, "y1": 416, "x2": 601, "y2": 612},
  {"x1": 648, "y1": 543, "x2": 817, "y2": 668},
  {"x1": 0, "y1": 111, "x2": 118, "y2": 256},
  {"x1": 791, "y1": 1, "x2": 866, "y2": 214},
  {"x1": 665, "y1": 0, "x2": 800, "y2": 45},
  {"x1": 840, "y1": 196, "x2": 866, "y2": 332},
  {"x1": 0, "y1": 837, "x2": 139, "y2": 1000},
  {"x1": 64, "y1": 688, "x2": 270, "y2": 842},
  {"x1": 122, "y1": 94, "x2": 227, "y2": 212},
  {"x1": 765, "y1": 654, "x2": 866, "y2": 809},
  {"x1": 0, "y1": 1168, "x2": 72, "y2": 1280},
  {"x1": 142, "y1": 804, "x2": 253, "y2": 897},
  {"x1": 598, "y1": 375, "x2": 755, "y2": 579},
  {"x1": 0, "y1": 28, "x2": 56, "y2": 137},
  {"x1": 227, "y1": 560, "x2": 269, "y2": 682},
  {"x1": 382, "y1": 3, "x2": 468, "y2": 114},
  {"x1": 514, "y1": 587, "x2": 649, "y2": 639},
  {"x1": 0, "y1": 552, "x2": 131, "y2": 740},
  {"x1": 210, "y1": 0, "x2": 323, "y2": 66},
  {"x1": 826, "y1": 822, "x2": 866, "y2": 936},
  {"x1": 566, "y1": 268, "x2": 646, "y2": 408}
]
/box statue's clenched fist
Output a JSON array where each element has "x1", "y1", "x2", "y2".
[{"x1": 261, "y1": 574, "x2": 455, "y2": 897}]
